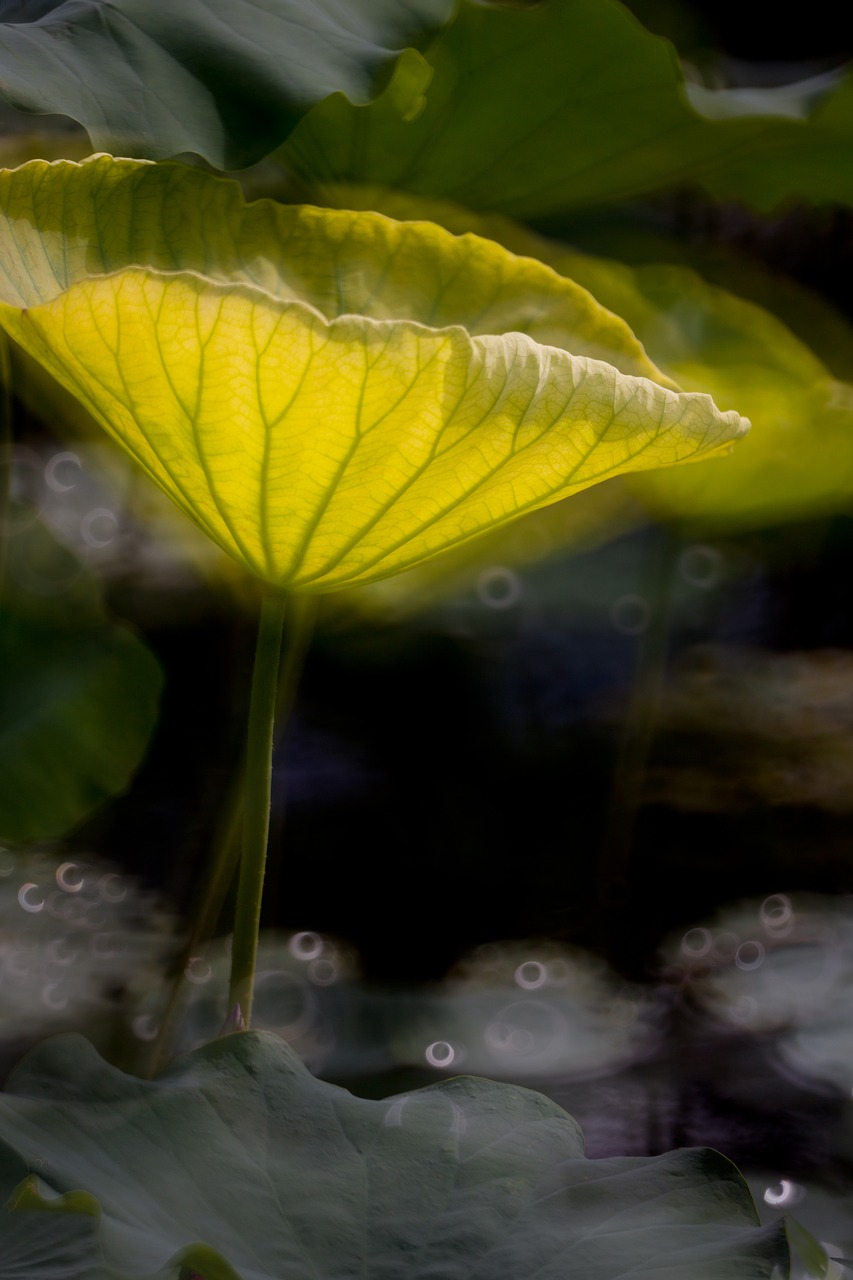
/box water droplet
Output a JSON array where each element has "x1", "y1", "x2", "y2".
[
  {"x1": 185, "y1": 956, "x2": 212, "y2": 985},
  {"x1": 477, "y1": 566, "x2": 522, "y2": 610},
  {"x1": 681, "y1": 927, "x2": 713, "y2": 959},
  {"x1": 81, "y1": 507, "x2": 119, "y2": 548},
  {"x1": 678, "y1": 544, "x2": 722, "y2": 590},
  {"x1": 41, "y1": 982, "x2": 68, "y2": 1011},
  {"x1": 384, "y1": 1097, "x2": 410, "y2": 1128},
  {"x1": 760, "y1": 893, "x2": 794, "y2": 935},
  {"x1": 18, "y1": 883, "x2": 45, "y2": 913},
  {"x1": 728, "y1": 995, "x2": 758, "y2": 1025},
  {"x1": 308, "y1": 957, "x2": 337, "y2": 986},
  {"x1": 735, "y1": 940, "x2": 765, "y2": 971},
  {"x1": 425, "y1": 1041, "x2": 456, "y2": 1068},
  {"x1": 5, "y1": 950, "x2": 33, "y2": 980},
  {"x1": 0, "y1": 848, "x2": 15, "y2": 878},
  {"x1": 56, "y1": 862, "x2": 85, "y2": 894},
  {"x1": 2, "y1": 444, "x2": 45, "y2": 525},
  {"x1": 44, "y1": 451, "x2": 82, "y2": 493},
  {"x1": 46, "y1": 937, "x2": 80, "y2": 967},
  {"x1": 611, "y1": 593, "x2": 649, "y2": 635},
  {"x1": 763, "y1": 1180, "x2": 804, "y2": 1207},
  {"x1": 290, "y1": 931, "x2": 324, "y2": 961},
  {"x1": 515, "y1": 960, "x2": 547, "y2": 990},
  {"x1": 485, "y1": 1000, "x2": 566, "y2": 1062},
  {"x1": 546, "y1": 959, "x2": 571, "y2": 985},
  {"x1": 98, "y1": 873, "x2": 127, "y2": 903},
  {"x1": 132, "y1": 1014, "x2": 159, "y2": 1042}
]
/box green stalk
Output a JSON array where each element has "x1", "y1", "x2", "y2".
[
  {"x1": 0, "y1": 334, "x2": 12, "y2": 610},
  {"x1": 228, "y1": 589, "x2": 287, "y2": 1025},
  {"x1": 145, "y1": 593, "x2": 317, "y2": 1073}
]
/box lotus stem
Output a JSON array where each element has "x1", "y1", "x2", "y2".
[
  {"x1": 0, "y1": 334, "x2": 12, "y2": 608},
  {"x1": 146, "y1": 594, "x2": 316, "y2": 1072},
  {"x1": 228, "y1": 589, "x2": 287, "y2": 1024}
]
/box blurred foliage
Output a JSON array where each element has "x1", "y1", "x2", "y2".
[
  {"x1": 283, "y1": 0, "x2": 853, "y2": 217},
  {"x1": 645, "y1": 648, "x2": 853, "y2": 812},
  {"x1": 0, "y1": 510, "x2": 163, "y2": 842}
]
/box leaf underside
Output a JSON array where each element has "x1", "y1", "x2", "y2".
[{"x1": 0, "y1": 158, "x2": 748, "y2": 591}]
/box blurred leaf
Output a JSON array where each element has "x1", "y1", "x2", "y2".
[
  {"x1": 700, "y1": 76, "x2": 853, "y2": 212},
  {"x1": 283, "y1": 0, "x2": 853, "y2": 217},
  {"x1": 0, "y1": 157, "x2": 746, "y2": 593},
  {"x1": 0, "y1": 0, "x2": 453, "y2": 169},
  {"x1": 644, "y1": 648, "x2": 853, "y2": 814},
  {"x1": 0, "y1": 513, "x2": 162, "y2": 841},
  {"x1": 0, "y1": 1030, "x2": 800, "y2": 1278},
  {"x1": 322, "y1": 187, "x2": 853, "y2": 536},
  {"x1": 553, "y1": 257, "x2": 853, "y2": 529}
]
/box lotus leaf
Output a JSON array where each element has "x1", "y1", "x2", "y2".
[
  {"x1": 284, "y1": 0, "x2": 853, "y2": 217},
  {"x1": 0, "y1": 156, "x2": 747, "y2": 592},
  {"x1": 0, "y1": 0, "x2": 452, "y2": 169},
  {"x1": 0, "y1": 1030, "x2": 805, "y2": 1278}
]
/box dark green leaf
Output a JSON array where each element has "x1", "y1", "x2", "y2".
[
  {"x1": 0, "y1": 1030, "x2": 801, "y2": 1278},
  {"x1": 284, "y1": 0, "x2": 853, "y2": 216},
  {"x1": 0, "y1": 0, "x2": 453, "y2": 168},
  {"x1": 0, "y1": 512, "x2": 162, "y2": 841}
]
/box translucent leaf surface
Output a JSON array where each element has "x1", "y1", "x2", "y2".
[
  {"x1": 0, "y1": 1030, "x2": 798, "y2": 1278},
  {"x1": 323, "y1": 187, "x2": 853, "y2": 538},
  {"x1": 0, "y1": 157, "x2": 747, "y2": 592},
  {"x1": 0, "y1": 0, "x2": 452, "y2": 169},
  {"x1": 0, "y1": 513, "x2": 163, "y2": 842},
  {"x1": 284, "y1": 0, "x2": 853, "y2": 217}
]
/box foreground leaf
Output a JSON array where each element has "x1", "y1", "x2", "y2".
[
  {"x1": 0, "y1": 512, "x2": 162, "y2": 842},
  {"x1": 0, "y1": 157, "x2": 747, "y2": 592},
  {"x1": 0, "y1": 1031, "x2": 798, "y2": 1278},
  {"x1": 284, "y1": 0, "x2": 853, "y2": 217},
  {"x1": 0, "y1": 0, "x2": 452, "y2": 169}
]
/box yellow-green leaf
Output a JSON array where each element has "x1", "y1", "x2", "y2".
[{"x1": 0, "y1": 157, "x2": 748, "y2": 592}]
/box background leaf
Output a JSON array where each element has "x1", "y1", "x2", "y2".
[
  {"x1": 0, "y1": 513, "x2": 163, "y2": 841},
  {"x1": 283, "y1": 0, "x2": 853, "y2": 217},
  {"x1": 0, "y1": 0, "x2": 452, "y2": 169}
]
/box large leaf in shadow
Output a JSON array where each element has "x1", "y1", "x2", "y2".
[
  {"x1": 0, "y1": 512, "x2": 162, "y2": 841},
  {"x1": 0, "y1": 157, "x2": 747, "y2": 593},
  {"x1": 0, "y1": 0, "x2": 452, "y2": 169},
  {"x1": 0, "y1": 1030, "x2": 804, "y2": 1278},
  {"x1": 283, "y1": 0, "x2": 853, "y2": 218}
]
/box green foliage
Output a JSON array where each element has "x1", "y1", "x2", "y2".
[
  {"x1": 0, "y1": 1031, "x2": 804, "y2": 1279},
  {"x1": 0, "y1": 0, "x2": 452, "y2": 168},
  {"x1": 0, "y1": 513, "x2": 162, "y2": 842},
  {"x1": 283, "y1": 0, "x2": 853, "y2": 217},
  {"x1": 0, "y1": 2, "x2": 849, "y2": 1273}
]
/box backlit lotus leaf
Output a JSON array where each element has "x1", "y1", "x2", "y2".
[{"x1": 0, "y1": 157, "x2": 748, "y2": 592}]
